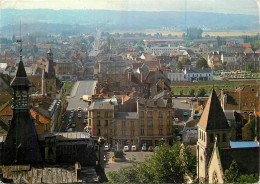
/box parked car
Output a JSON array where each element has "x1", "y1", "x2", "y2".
[
  {"x1": 84, "y1": 114, "x2": 88, "y2": 119},
  {"x1": 78, "y1": 113, "x2": 81, "y2": 118},
  {"x1": 124, "y1": 145, "x2": 130, "y2": 152},
  {"x1": 104, "y1": 145, "x2": 109, "y2": 151},
  {"x1": 184, "y1": 112, "x2": 188, "y2": 116},
  {"x1": 131, "y1": 145, "x2": 137, "y2": 151},
  {"x1": 83, "y1": 119, "x2": 87, "y2": 124},
  {"x1": 155, "y1": 146, "x2": 159, "y2": 151},
  {"x1": 142, "y1": 145, "x2": 147, "y2": 151},
  {"x1": 148, "y1": 146, "x2": 154, "y2": 152},
  {"x1": 104, "y1": 155, "x2": 107, "y2": 162},
  {"x1": 71, "y1": 123, "x2": 76, "y2": 128}
]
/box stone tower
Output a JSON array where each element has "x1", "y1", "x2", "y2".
[
  {"x1": 42, "y1": 48, "x2": 56, "y2": 98},
  {"x1": 197, "y1": 89, "x2": 231, "y2": 182},
  {"x1": 3, "y1": 54, "x2": 42, "y2": 164}
]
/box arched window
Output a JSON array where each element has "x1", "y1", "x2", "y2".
[
  {"x1": 212, "y1": 171, "x2": 218, "y2": 184},
  {"x1": 222, "y1": 133, "x2": 226, "y2": 142}
]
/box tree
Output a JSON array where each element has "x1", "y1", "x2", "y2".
[
  {"x1": 196, "y1": 58, "x2": 208, "y2": 69},
  {"x1": 197, "y1": 87, "x2": 206, "y2": 97},
  {"x1": 107, "y1": 143, "x2": 196, "y2": 183},
  {"x1": 180, "y1": 90, "x2": 184, "y2": 96},
  {"x1": 136, "y1": 46, "x2": 144, "y2": 51},
  {"x1": 189, "y1": 89, "x2": 195, "y2": 97},
  {"x1": 181, "y1": 58, "x2": 191, "y2": 66},
  {"x1": 224, "y1": 160, "x2": 239, "y2": 183},
  {"x1": 176, "y1": 61, "x2": 183, "y2": 70}
]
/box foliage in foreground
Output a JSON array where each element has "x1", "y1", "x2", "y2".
[
  {"x1": 107, "y1": 142, "x2": 196, "y2": 183},
  {"x1": 224, "y1": 160, "x2": 259, "y2": 183}
]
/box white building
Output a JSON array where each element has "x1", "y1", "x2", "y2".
[{"x1": 144, "y1": 46, "x2": 180, "y2": 55}]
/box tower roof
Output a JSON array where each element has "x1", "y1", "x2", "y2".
[
  {"x1": 198, "y1": 89, "x2": 230, "y2": 131},
  {"x1": 47, "y1": 48, "x2": 52, "y2": 54},
  {"x1": 10, "y1": 57, "x2": 32, "y2": 88}
]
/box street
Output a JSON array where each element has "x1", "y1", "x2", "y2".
[
  {"x1": 67, "y1": 80, "x2": 97, "y2": 110},
  {"x1": 61, "y1": 80, "x2": 97, "y2": 132}
]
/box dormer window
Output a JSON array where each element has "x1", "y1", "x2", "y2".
[
  {"x1": 242, "y1": 103, "x2": 246, "y2": 106},
  {"x1": 250, "y1": 103, "x2": 254, "y2": 107}
]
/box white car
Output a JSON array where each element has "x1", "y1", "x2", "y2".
[
  {"x1": 104, "y1": 145, "x2": 109, "y2": 151},
  {"x1": 124, "y1": 145, "x2": 130, "y2": 152},
  {"x1": 131, "y1": 145, "x2": 137, "y2": 151},
  {"x1": 141, "y1": 145, "x2": 147, "y2": 151},
  {"x1": 78, "y1": 113, "x2": 82, "y2": 118}
]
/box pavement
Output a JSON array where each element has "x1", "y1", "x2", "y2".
[{"x1": 104, "y1": 151, "x2": 154, "y2": 173}]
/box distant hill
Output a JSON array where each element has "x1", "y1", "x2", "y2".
[{"x1": 0, "y1": 9, "x2": 258, "y2": 35}]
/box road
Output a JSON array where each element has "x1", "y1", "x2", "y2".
[
  {"x1": 67, "y1": 80, "x2": 97, "y2": 110},
  {"x1": 61, "y1": 80, "x2": 97, "y2": 132},
  {"x1": 104, "y1": 151, "x2": 154, "y2": 173}
]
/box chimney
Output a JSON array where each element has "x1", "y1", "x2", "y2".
[{"x1": 128, "y1": 72, "x2": 132, "y2": 81}]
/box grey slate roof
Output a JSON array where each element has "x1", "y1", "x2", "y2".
[{"x1": 88, "y1": 101, "x2": 114, "y2": 110}]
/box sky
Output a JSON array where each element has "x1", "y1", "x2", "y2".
[{"x1": 0, "y1": 0, "x2": 259, "y2": 16}]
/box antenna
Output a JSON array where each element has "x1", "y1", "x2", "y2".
[{"x1": 17, "y1": 20, "x2": 23, "y2": 59}]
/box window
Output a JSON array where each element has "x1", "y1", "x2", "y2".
[
  {"x1": 141, "y1": 129, "x2": 144, "y2": 135},
  {"x1": 131, "y1": 129, "x2": 134, "y2": 136},
  {"x1": 148, "y1": 129, "x2": 153, "y2": 136},
  {"x1": 140, "y1": 120, "x2": 144, "y2": 127},
  {"x1": 131, "y1": 121, "x2": 134, "y2": 128},
  {"x1": 159, "y1": 111, "x2": 163, "y2": 118},
  {"x1": 140, "y1": 111, "x2": 144, "y2": 118},
  {"x1": 168, "y1": 111, "x2": 170, "y2": 117},
  {"x1": 105, "y1": 112, "x2": 108, "y2": 117},
  {"x1": 250, "y1": 103, "x2": 254, "y2": 107},
  {"x1": 97, "y1": 111, "x2": 100, "y2": 117},
  {"x1": 159, "y1": 120, "x2": 163, "y2": 127},
  {"x1": 89, "y1": 119, "x2": 91, "y2": 126},
  {"x1": 148, "y1": 120, "x2": 153, "y2": 127},
  {"x1": 98, "y1": 129, "x2": 101, "y2": 135},
  {"x1": 97, "y1": 120, "x2": 100, "y2": 126},
  {"x1": 44, "y1": 124, "x2": 48, "y2": 132},
  {"x1": 122, "y1": 129, "x2": 126, "y2": 136},
  {"x1": 105, "y1": 120, "x2": 108, "y2": 126},
  {"x1": 168, "y1": 120, "x2": 171, "y2": 126},
  {"x1": 122, "y1": 121, "x2": 125, "y2": 127},
  {"x1": 242, "y1": 103, "x2": 246, "y2": 106},
  {"x1": 159, "y1": 129, "x2": 163, "y2": 136},
  {"x1": 147, "y1": 111, "x2": 152, "y2": 118},
  {"x1": 222, "y1": 133, "x2": 226, "y2": 142}
]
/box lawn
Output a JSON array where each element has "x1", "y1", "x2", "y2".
[
  {"x1": 63, "y1": 81, "x2": 74, "y2": 96},
  {"x1": 171, "y1": 80, "x2": 258, "y2": 96}
]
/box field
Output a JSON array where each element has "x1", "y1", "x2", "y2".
[
  {"x1": 171, "y1": 80, "x2": 258, "y2": 96},
  {"x1": 111, "y1": 30, "x2": 259, "y2": 37},
  {"x1": 63, "y1": 81, "x2": 74, "y2": 96}
]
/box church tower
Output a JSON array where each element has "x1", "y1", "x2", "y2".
[
  {"x1": 197, "y1": 89, "x2": 231, "y2": 182},
  {"x1": 3, "y1": 53, "x2": 42, "y2": 164},
  {"x1": 42, "y1": 48, "x2": 56, "y2": 98}
]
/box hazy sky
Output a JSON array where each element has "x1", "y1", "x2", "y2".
[{"x1": 0, "y1": 0, "x2": 259, "y2": 15}]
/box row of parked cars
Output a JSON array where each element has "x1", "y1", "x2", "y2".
[{"x1": 123, "y1": 145, "x2": 159, "y2": 152}]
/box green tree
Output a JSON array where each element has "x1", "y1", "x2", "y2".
[
  {"x1": 107, "y1": 143, "x2": 196, "y2": 183},
  {"x1": 245, "y1": 63, "x2": 253, "y2": 72},
  {"x1": 181, "y1": 58, "x2": 191, "y2": 66},
  {"x1": 236, "y1": 173, "x2": 259, "y2": 183},
  {"x1": 224, "y1": 160, "x2": 239, "y2": 183},
  {"x1": 197, "y1": 87, "x2": 206, "y2": 97},
  {"x1": 189, "y1": 89, "x2": 195, "y2": 97},
  {"x1": 176, "y1": 61, "x2": 183, "y2": 70},
  {"x1": 136, "y1": 46, "x2": 144, "y2": 51},
  {"x1": 180, "y1": 90, "x2": 184, "y2": 96},
  {"x1": 196, "y1": 58, "x2": 208, "y2": 69}
]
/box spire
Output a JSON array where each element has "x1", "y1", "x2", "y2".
[
  {"x1": 198, "y1": 89, "x2": 230, "y2": 131},
  {"x1": 10, "y1": 26, "x2": 32, "y2": 88},
  {"x1": 46, "y1": 48, "x2": 56, "y2": 79}
]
